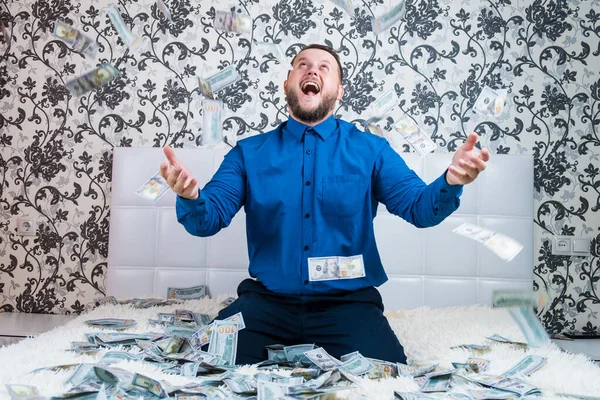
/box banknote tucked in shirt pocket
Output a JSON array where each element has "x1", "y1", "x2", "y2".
[{"x1": 321, "y1": 175, "x2": 368, "y2": 218}]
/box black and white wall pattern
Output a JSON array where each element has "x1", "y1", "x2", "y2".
[{"x1": 0, "y1": 0, "x2": 598, "y2": 335}]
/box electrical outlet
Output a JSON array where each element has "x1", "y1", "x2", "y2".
[
  {"x1": 551, "y1": 235, "x2": 591, "y2": 256},
  {"x1": 16, "y1": 217, "x2": 37, "y2": 236}
]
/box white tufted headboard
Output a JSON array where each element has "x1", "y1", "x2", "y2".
[{"x1": 107, "y1": 146, "x2": 534, "y2": 310}]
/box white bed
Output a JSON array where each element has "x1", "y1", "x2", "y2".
[{"x1": 107, "y1": 147, "x2": 534, "y2": 308}]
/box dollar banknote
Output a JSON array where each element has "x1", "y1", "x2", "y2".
[
  {"x1": 96, "y1": 296, "x2": 119, "y2": 307},
  {"x1": 420, "y1": 373, "x2": 452, "y2": 393},
  {"x1": 266, "y1": 344, "x2": 287, "y2": 362},
  {"x1": 207, "y1": 320, "x2": 239, "y2": 366},
  {"x1": 214, "y1": 10, "x2": 252, "y2": 34},
  {"x1": 467, "y1": 357, "x2": 490, "y2": 372},
  {"x1": 197, "y1": 77, "x2": 214, "y2": 99},
  {"x1": 257, "y1": 380, "x2": 290, "y2": 400},
  {"x1": 284, "y1": 343, "x2": 314, "y2": 363},
  {"x1": 205, "y1": 65, "x2": 241, "y2": 93},
  {"x1": 66, "y1": 63, "x2": 120, "y2": 96},
  {"x1": 469, "y1": 374, "x2": 542, "y2": 396},
  {"x1": 156, "y1": 0, "x2": 172, "y2": 21},
  {"x1": 371, "y1": 88, "x2": 398, "y2": 117},
  {"x1": 486, "y1": 333, "x2": 528, "y2": 347},
  {"x1": 371, "y1": 1, "x2": 406, "y2": 35},
  {"x1": 107, "y1": 5, "x2": 147, "y2": 51},
  {"x1": 397, "y1": 362, "x2": 438, "y2": 377},
  {"x1": 189, "y1": 323, "x2": 213, "y2": 350},
  {"x1": 502, "y1": 355, "x2": 547, "y2": 377},
  {"x1": 473, "y1": 86, "x2": 508, "y2": 117},
  {"x1": 223, "y1": 312, "x2": 246, "y2": 330},
  {"x1": 6, "y1": 384, "x2": 44, "y2": 400},
  {"x1": 468, "y1": 388, "x2": 517, "y2": 399},
  {"x1": 85, "y1": 318, "x2": 136, "y2": 329},
  {"x1": 393, "y1": 116, "x2": 437, "y2": 156},
  {"x1": 453, "y1": 223, "x2": 523, "y2": 262},
  {"x1": 253, "y1": 40, "x2": 287, "y2": 64},
  {"x1": 492, "y1": 291, "x2": 539, "y2": 309},
  {"x1": 366, "y1": 357, "x2": 398, "y2": 379},
  {"x1": 308, "y1": 255, "x2": 365, "y2": 281},
  {"x1": 339, "y1": 353, "x2": 374, "y2": 376},
  {"x1": 303, "y1": 347, "x2": 342, "y2": 370},
  {"x1": 135, "y1": 171, "x2": 170, "y2": 202},
  {"x1": 450, "y1": 343, "x2": 491, "y2": 351},
  {"x1": 132, "y1": 372, "x2": 166, "y2": 397},
  {"x1": 202, "y1": 99, "x2": 223, "y2": 146},
  {"x1": 167, "y1": 285, "x2": 206, "y2": 300},
  {"x1": 53, "y1": 20, "x2": 97, "y2": 57}
]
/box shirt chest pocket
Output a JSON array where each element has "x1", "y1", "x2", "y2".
[{"x1": 321, "y1": 175, "x2": 369, "y2": 218}]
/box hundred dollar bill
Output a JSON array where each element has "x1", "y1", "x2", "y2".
[
  {"x1": 468, "y1": 388, "x2": 517, "y2": 399},
  {"x1": 467, "y1": 357, "x2": 490, "y2": 372},
  {"x1": 164, "y1": 336, "x2": 185, "y2": 354},
  {"x1": 304, "y1": 347, "x2": 342, "y2": 370},
  {"x1": 205, "y1": 65, "x2": 241, "y2": 93},
  {"x1": 495, "y1": 302, "x2": 550, "y2": 347},
  {"x1": 502, "y1": 355, "x2": 547, "y2": 377},
  {"x1": 53, "y1": 21, "x2": 97, "y2": 57},
  {"x1": 253, "y1": 40, "x2": 287, "y2": 64},
  {"x1": 66, "y1": 63, "x2": 120, "y2": 96},
  {"x1": 470, "y1": 374, "x2": 542, "y2": 396},
  {"x1": 189, "y1": 323, "x2": 213, "y2": 350},
  {"x1": 340, "y1": 353, "x2": 374, "y2": 375},
  {"x1": 156, "y1": 0, "x2": 172, "y2": 21},
  {"x1": 202, "y1": 99, "x2": 223, "y2": 146},
  {"x1": 197, "y1": 77, "x2": 214, "y2": 99},
  {"x1": 207, "y1": 320, "x2": 239, "y2": 366},
  {"x1": 167, "y1": 284, "x2": 206, "y2": 300},
  {"x1": 96, "y1": 296, "x2": 119, "y2": 307},
  {"x1": 6, "y1": 384, "x2": 44, "y2": 400},
  {"x1": 258, "y1": 380, "x2": 290, "y2": 400},
  {"x1": 371, "y1": 88, "x2": 398, "y2": 117},
  {"x1": 223, "y1": 312, "x2": 246, "y2": 330},
  {"x1": 420, "y1": 373, "x2": 452, "y2": 393},
  {"x1": 266, "y1": 344, "x2": 287, "y2": 362},
  {"x1": 284, "y1": 343, "x2": 315, "y2": 362},
  {"x1": 214, "y1": 10, "x2": 252, "y2": 34},
  {"x1": 450, "y1": 343, "x2": 490, "y2": 351},
  {"x1": 393, "y1": 116, "x2": 437, "y2": 156},
  {"x1": 473, "y1": 86, "x2": 508, "y2": 117},
  {"x1": 371, "y1": 1, "x2": 406, "y2": 35},
  {"x1": 367, "y1": 357, "x2": 398, "y2": 379},
  {"x1": 308, "y1": 254, "x2": 365, "y2": 281},
  {"x1": 135, "y1": 171, "x2": 170, "y2": 202},
  {"x1": 453, "y1": 223, "x2": 523, "y2": 262},
  {"x1": 132, "y1": 372, "x2": 166, "y2": 397},
  {"x1": 330, "y1": 0, "x2": 354, "y2": 15},
  {"x1": 486, "y1": 333, "x2": 528, "y2": 347},
  {"x1": 85, "y1": 318, "x2": 136, "y2": 329},
  {"x1": 493, "y1": 290, "x2": 539, "y2": 309},
  {"x1": 107, "y1": 5, "x2": 147, "y2": 51},
  {"x1": 396, "y1": 362, "x2": 438, "y2": 377}
]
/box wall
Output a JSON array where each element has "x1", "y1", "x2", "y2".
[{"x1": 0, "y1": 0, "x2": 598, "y2": 334}]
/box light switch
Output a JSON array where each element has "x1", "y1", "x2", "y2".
[{"x1": 572, "y1": 238, "x2": 590, "y2": 254}]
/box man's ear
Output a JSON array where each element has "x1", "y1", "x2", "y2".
[
  {"x1": 283, "y1": 79, "x2": 288, "y2": 95},
  {"x1": 337, "y1": 85, "x2": 344, "y2": 101}
]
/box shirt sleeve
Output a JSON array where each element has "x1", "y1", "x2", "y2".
[
  {"x1": 176, "y1": 146, "x2": 246, "y2": 237},
  {"x1": 372, "y1": 141, "x2": 463, "y2": 228}
]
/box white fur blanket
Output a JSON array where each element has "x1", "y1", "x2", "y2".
[{"x1": 0, "y1": 296, "x2": 598, "y2": 399}]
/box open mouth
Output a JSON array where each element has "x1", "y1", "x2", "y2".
[{"x1": 301, "y1": 81, "x2": 321, "y2": 96}]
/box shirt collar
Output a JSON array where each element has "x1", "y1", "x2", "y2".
[{"x1": 284, "y1": 115, "x2": 337, "y2": 141}]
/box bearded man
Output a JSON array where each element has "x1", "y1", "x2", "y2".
[{"x1": 159, "y1": 44, "x2": 490, "y2": 364}]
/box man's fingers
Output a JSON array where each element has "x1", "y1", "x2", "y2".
[
  {"x1": 159, "y1": 161, "x2": 169, "y2": 181},
  {"x1": 480, "y1": 148, "x2": 491, "y2": 162},
  {"x1": 462, "y1": 132, "x2": 478, "y2": 152},
  {"x1": 163, "y1": 145, "x2": 179, "y2": 167},
  {"x1": 181, "y1": 178, "x2": 198, "y2": 199}
]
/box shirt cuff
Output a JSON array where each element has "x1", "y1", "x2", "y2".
[
  {"x1": 176, "y1": 190, "x2": 205, "y2": 212},
  {"x1": 437, "y1": 170, "x2": 463, "y2": 201}
]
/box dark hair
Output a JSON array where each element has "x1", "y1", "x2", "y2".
[{"x1": 290, "y1": 44, "x2": 343, "y2": 83}]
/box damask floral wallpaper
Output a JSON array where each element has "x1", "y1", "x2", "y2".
[{"x1": 0, "y1": 0, "x2": 598, "y2": 335}]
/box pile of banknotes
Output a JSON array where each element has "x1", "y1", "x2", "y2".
[{"x1": 8, "y1": 288, "x2": 568, "y2": 399}]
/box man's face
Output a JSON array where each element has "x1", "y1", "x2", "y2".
[{"x1": 284, "y1": 48, "x2": 344, "y2": 124}]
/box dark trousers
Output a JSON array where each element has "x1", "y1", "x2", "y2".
[{"x1": 214, "y1": 279, "x2": 407, "y2": 365}]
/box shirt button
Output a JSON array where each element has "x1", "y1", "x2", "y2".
[
  {"x1": 304, "y1": 245, "x2": 309, "y2": 251},
  {"x1": 306, "y1": 149, "x2": 311, "y2": 154},
  {"x1": 305, "y1": 213, "x2": 310, "y2": 218},
  {"x1": 305, "y1": 181, "x2": 311, "y2": 186},
  {"x1": 304, "y1": 280, "x2": 309, "y2": 284}
]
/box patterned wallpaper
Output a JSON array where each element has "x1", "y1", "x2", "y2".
[{"x1": 0, "y1": 0, "x2": 598, "y2": 335}]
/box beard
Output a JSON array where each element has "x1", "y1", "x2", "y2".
[{"x1": 286, "y1": 86, "x2": 338, "y2": 124}]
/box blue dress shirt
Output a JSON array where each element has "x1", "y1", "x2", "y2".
[{"x1": 177, "y1": 115, "x2": 463, "y2": 295}]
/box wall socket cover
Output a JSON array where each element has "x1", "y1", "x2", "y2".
[
  {"x1": 16, "y1": 217, "x2": 37, "y2": 236},
  {"x1": 551, "y1": 235, "x2": 591, "y2": 256}
]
